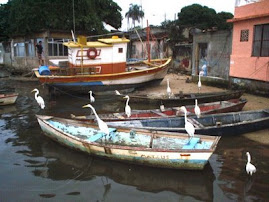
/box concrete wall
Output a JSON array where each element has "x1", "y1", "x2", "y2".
[{"x1": 192, "y1": 30, "x2": 232, "y2": 79}]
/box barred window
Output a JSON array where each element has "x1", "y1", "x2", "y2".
[
  {"x1": 252, "y1": 24, "x2": 269, "y2": 57},
  {"x1": 240, "y1": 29, "x2": 249, "y2": 42},
  {"x1": 48, "y1": 38, "x2": 69, "y2": 56}
]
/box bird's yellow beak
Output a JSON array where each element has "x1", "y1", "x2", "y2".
[
  {"x1": 31, "y1": 90, "x2": 35, "y2": 93},
  {"x1": 82, "y1": 105, "x2": 88, "y2": 108}
]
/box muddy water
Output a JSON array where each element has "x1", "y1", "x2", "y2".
[{"x1": 0, "y1": 79, "x2": 268, "y2": 201}]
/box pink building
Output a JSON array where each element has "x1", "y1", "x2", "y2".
[{"x1": 228, "y1": 0, "x2": 269, "y2": 94}]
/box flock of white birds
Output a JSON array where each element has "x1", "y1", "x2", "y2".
[{"x1": 31, "y1": 72, "x2": 256, "y2": 176}]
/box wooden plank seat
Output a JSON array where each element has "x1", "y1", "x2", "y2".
[
  {"x1": 187, "y1": 118, "x2": 205, "y2": 128},
  {"x1": 150, "y1": 110, "x2": 168, "y2": 117},
  {"x1": 88, "y1": 128, "x2": 117, "y2": 142},
  {"x1": 182, "y1": 137, "x2": 200, "y2": 149}
]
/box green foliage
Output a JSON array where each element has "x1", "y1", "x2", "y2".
[
  {"x1": 177, "y1": 4, "x2": 233, "y2": 30},
  {"x1": 125, "y1": 4, "x2": 144, "y2": 29},
  {"x1": 0, "y1": 0, "x2": 122, "y2": 40}
]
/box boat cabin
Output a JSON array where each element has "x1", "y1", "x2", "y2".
[{"x1": 51, "y1": 36, "x2": 130, "y2": 74}]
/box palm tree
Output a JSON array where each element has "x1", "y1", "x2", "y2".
[{"x1": 125, "y1": 4, "x2": 144, "y2": 29}]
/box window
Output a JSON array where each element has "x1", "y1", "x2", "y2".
[
  {"x1": 14, "y1": 42, "x2": 25, "y2": 57},
  {"x1": 252, "y1": 24, "x2": 269, "y2": 57},
  {"x1": 25, "y1": 39, "x2": 35, "y2": 57},
  {"x1": 118, "y1": 48, "x2": 123, "y2": 53},
  {"x1": 240, "y1": 29, "x2": 249, "y2": 42},
  {"x1": 48, "y1": 38, "x2": 69, "y2": 56}
]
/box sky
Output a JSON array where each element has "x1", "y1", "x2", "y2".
[
  {"x1": 114, "y1": 0, "x2": 236, "y2": 31},
  {"x1": 0, "y1": 0, "x2": 236, "y2": 31}
]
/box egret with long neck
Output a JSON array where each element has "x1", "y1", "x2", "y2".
[
  {"x1": 31, "y1": 88, "x2": 45, "y2": 109},
  {"x1": 246, "y1": 152, "x2": 256, "y2": 176},
  {"x1": 198, "y1": 71, "x2": 202, "y2": 93},
  {"x1": 167, "y1": 78, "x2": 172, "y2": 98},
  {"x1": 83, "y1": 104, "x2": 109, "y2": 136},
  {"x1": 89, "y1": 90, "x2": 95, "y2": 103},
  {"x1": 194, "y1": 99, "x2": 201, "y2": 118},
  {"x1": 124, "y1": 95, "x2": 131, "y2": 117},
  {"x1": 180, "y1": 106, "x2": 195, "y2": 138}
]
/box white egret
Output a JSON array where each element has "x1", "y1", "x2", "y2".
[
  {"x1": 160, "y1": 104, "x2": 165, "y2": 112},
  {"x1": 123, "y1": 95, "x2": 131, "y2": 117},
  {"x1": 167, "y1": 78, "x2": 172, "y2": 98},
  {"x1": 194, "y1": 99, "x2": 201, "y2": 118},
  {"x1": 180, "y1": 106, "x2": 195, "y2": 138},
  {"x1": 83, "y1": 104, "x2": 110, "y2": 136},
  {"x1": 246, "y1": 152, "x2": 256, "y2": 176},
  {"x1": 31, "y1": 88, "x2": 45, "y2": 109},
  {"x1": 198, "y1": 71, "x2": 202, "y2": 93},
  {"x1": 89, "y1": 90, "x2": 95, "y2": 103},
  {"x1": 115, "y1": 90, "x2": 121, "y2": 95}
]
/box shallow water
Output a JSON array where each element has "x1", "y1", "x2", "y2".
[{"x1": 0, "y1": 79, "x2": 268, "y2": 201}]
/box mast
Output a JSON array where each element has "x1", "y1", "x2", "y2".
[{"x1": 147, "y1": 20, "x2": 150, "y2": 62}]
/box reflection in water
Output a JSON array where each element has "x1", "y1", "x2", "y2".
[{"x1": 37, "y1": 141, "x2": 215, "y2": 201}]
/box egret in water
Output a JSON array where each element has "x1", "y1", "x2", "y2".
[
  {"x1": 123, "y1": 95, "x2": 131, "y2": 117},
  {"x1": 166, "y1": 78, "x2": 172, "y2": 98},
  {"x1": 83, "y1": 104, "x2": 109, "y2": 136},
  {"x1": 115, "y1": 90, "x2": 121, "y2": 95},
  {"x1": 180, "y1": 106, "x2": 195, "y2": 138},
  {"x1": 194, "y1": 99, "x2": 201, "y2": 118},
  {"x1": 89, "y1": 90, "x2": 95, "y2": 103},
  {"x1": 31, "y1": 88, "x2": 45, "y2": 109},
  {"x1": 198, "y1": 71, "x2": 203, "y2": 93},
  {"x1": 246, "y1": 152, "x2": 256, "y2": 176}
]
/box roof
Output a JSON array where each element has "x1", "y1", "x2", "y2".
[
  {"x1": 98, "y1": 36, "x2": 130, "y2": 44},
  {"x1": 63, "y1": 36, "x2": 129, "y2": 48},
  {"x1": 63, "y1": 41, "x2": 112, "y2": 48}
]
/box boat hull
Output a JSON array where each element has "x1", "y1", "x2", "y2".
[
  {"x1": 34, "y1": 58, "x2": 171, "y2": 94},
  {"x1": 0, "y1": 93, "x2": 18, "y2": 106},
  {"x1": 107, "y1": 109, "x2": 269, "y2": 136},
  {"x1": 119, "y1": 90, "x2": 245, "y2": 107},
  {"x1": 37, "y1": 115, "x2": 220, "y2": 170},
  {"x1": 71, "y1": 98, "x2": 247, "y2": 122}
]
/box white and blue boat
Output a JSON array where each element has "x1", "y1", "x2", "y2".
[{"x1": 36, "y1": 115, "x2": 220, "y2": 170}]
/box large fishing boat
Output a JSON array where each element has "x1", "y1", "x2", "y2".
[{"x1": 33, "y1": 35, "x2": 171, "y2": 94}]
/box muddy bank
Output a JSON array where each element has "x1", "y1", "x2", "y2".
[{"x1": 137, "y1": 73, "x2": 269, "y2": 144}]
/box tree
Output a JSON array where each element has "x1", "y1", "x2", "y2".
[
  {"x1": 177, "y1": 4, "x2": 218, "y2": 30},
  {"x1": 0, "y1": 0, "x2": 122, "y2": 39},
  {"x1": 125, "y1": 4, "x2": 144, "y2": 29}
]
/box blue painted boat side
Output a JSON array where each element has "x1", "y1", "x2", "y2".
[{"x1": 53, "y1": 81, "x2": 104, "y2": 86}]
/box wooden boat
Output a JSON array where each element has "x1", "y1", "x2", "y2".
[
  {"x1": 107, "y1": 109, "x2": 269, "y2": 136},
  {"x1": 116, "y1": 90, "x2": 244, "y2": 107},
  {"x1": 71, "y1": 98, "x2": 247, "y2": 122},
  {"x1": 36, "y1": 115, "x2": 220, "y2": 170},
  {"x1": 0, "y1": 92, "x2": 18, "y2": 106},
  {"x1": 33, "y1": 35, "x2": 171, "y2": 94}
]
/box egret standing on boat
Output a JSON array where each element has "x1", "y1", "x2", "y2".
[
  {"x1": 31, "y1": 88, "x2": 45, "y2": 109},
  {"x1": 194, "y1": 99, "x2": 201, "y2": 118},
  {"x1": 89, "y1": 90, "x2": 95, "y2": 103},
  {"x1": 246, "y1": 152, "x2": 256, "y2": 176},
  {"x1": 83, "y1": 104, "x2": 109, "y2": 136},
  {"x1": 167, "y1": 78, "x2": 172, "y2": 98},
  {"x1": 198, "y1": 71, "x2": 202, "y2": 93},
  {"x1": 123, "y1": 95, "x2": 131, "y2": 117},
  {"x1": 180, "y1": 106, "x2": 195, "y2": 138}
]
